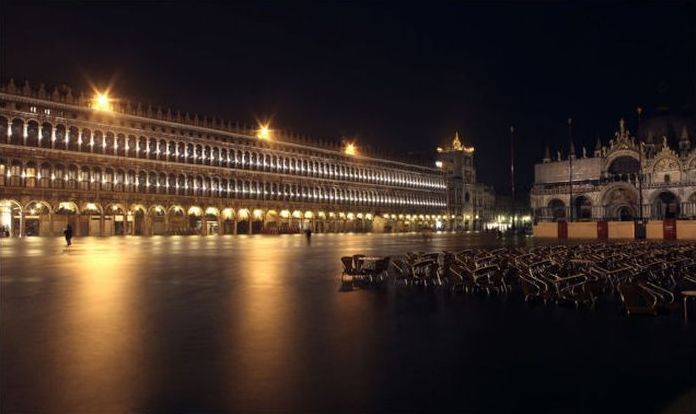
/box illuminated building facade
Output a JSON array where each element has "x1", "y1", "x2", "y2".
[
  {"x1": 0, "y1": 79, "x2": 460, "y2": 237},
  {"x1": 436, "y1": 133, "x2": 495, "y2": 230},
  {"x1": 531, "y1": 117, "x2": 696, "y2": 222}
]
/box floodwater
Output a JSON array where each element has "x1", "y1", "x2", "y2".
[{"x1": 1, "y1": 233, "x2": 695, "y2": 413}]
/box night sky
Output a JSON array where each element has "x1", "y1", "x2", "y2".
[{"x1": 2, "y1": 1, "x2": 695, "y2": 195}]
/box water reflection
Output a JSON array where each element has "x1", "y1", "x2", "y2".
[
  {"x1": 59, "y1": 250, "x2": 144, "y2": 411},
  {"x1": 227, "y1": 238, "x2": 299, "y2": 410},
  {"x1": 1, "y1": 233, "x2": 694, "y2": 413}
]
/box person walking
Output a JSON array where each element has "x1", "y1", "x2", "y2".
[{"x1": 64, "y1": 224, "x2": 73, "y2": 246}]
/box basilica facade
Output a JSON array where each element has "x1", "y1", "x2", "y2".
[
  {"x1": 532, "y1": 117, "x2": 696, "y2": 222},
  {"x1": 0, "y1": 79, "x2": 492, "y2": 237}
]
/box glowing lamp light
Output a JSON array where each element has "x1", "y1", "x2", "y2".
[
  {"x1": 344, "y1": 143, "x2": 357, "y2": 156},
  {"x1": 257, "y1": 125, "x2": 271, "y2": 140},
  {"x1": 92, "y1": 92, "x2": 113, "y2": 112}
]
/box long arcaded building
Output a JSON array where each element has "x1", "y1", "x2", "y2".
[{"x1": 0, "y1": 79, "x2": 494, "y2": 237}]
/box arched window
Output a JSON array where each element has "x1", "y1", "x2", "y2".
[
  {"x1": 117, "y1": 135, "x2": 127, "y2": 157},
  {"x1": 159, "y1": 140, "x2": 167, "y2": 161},
  {"x1": 115, "y1": 169, "x2": 125, "y2": 192},
  {"x1": 195, "y1": 145, "x2": 203, "y2": 164},
  {"x1": 212, "y1": 147, "x2": 220, "y2": 166},
  {"x1": 608, "y1": 156, "x2": 640, "y2": 180},
  {"x1": 127, "y1": 135, "x2": 137, "y2": 157},
  {"x1": 10, "y1": 119, "x2": 24, "y2": 146},
  {"x1": 104, "y1": 133, "x2": 115, "y2": 156},
  {"x1": 654, "y1": 191, "x2": 679, "y2": 219},
  {"x1": 178, "y1": 142, "x2": 186, "y2": 163},
  {"x1": 126, "y1": 170, "x2": 136, "y2": 192},
  {"x1": 574, "y1": 195, "x2": 592, "y2": 220},
  {"x1": 138, "y1": 137, "x2": 148, "y2": 158},
  {"x1": 91, "y1": 168, "x2": 102, "y2": 191},
  {"x1": 79, "y1": 166, "x2": 90, "y2": 190},
  {"x1": 103, "y1": 168, "x2": 114, "y2": 192},
  {"x1": 177, "y1": 175, "x2": 186, "y2": 195},
  {"x1": 41, "y1": 123, "x2": 53, "y2": 149},
  {"x1": 39, "y1": 163, "x2": 51, "y2": 188}
]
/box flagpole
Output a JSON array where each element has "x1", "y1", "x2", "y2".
[
  {"x1": 568, "y1": 118, "x2": 573, "y2": 222},
  {"x1": 637, "y1": 107, "x2": 643, "y2": 222},
  {"x1": 510, "y1": 125, "x2": 515, "y2": 231}
]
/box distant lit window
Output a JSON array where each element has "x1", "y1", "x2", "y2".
[
  {"x1": 30, "y1": 106, "x2": 37, "y2": 113},
  {"x1": 44, "y1": 109, "x2": 51, "y2": 115}
]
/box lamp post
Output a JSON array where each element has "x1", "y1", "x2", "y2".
[{"x1": 568, "y1": 118, "x2": 573, "y2": 222}]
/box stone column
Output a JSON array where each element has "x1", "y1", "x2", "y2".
[
  {"x1": 247, "y1": 217, "x2": 252, "y2": 235},
  {"x1": 201, "y1": 217, "x2": 208, "y2": 236},
  {"x1": 144, "y1": 215, "x2": 152, "y2": 236},
  {"x1": 233, "y1": 218, "x2": 238, "y2": 234},
  {"x1": 184, "y1": 213, "x2": 190, "y2": 234},
  {"x1": 19, "y1": 211, "x2": 25, "y2": 237},
  {"x1": 74, "y1": 215, "x2": 81, "y2": 237}
]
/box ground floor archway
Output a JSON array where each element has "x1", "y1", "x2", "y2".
[{"x1": 653, "y1": 191, "x2": 679, "y2": 219}]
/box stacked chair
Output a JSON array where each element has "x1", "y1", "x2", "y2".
[{"x1": 343, "y1": 241, "x2": 696, "y2": 316}]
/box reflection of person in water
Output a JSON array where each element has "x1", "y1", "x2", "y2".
[{"x1": 305, "y1": 228, "x2": 312, "y2": 241}]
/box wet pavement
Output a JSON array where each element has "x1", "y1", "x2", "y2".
[{"x1": 1, "y1": 233, "x2": 695, "y2": 413}]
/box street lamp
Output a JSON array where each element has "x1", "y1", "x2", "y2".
[
  {"x1": 92, "y1": 92, "x2": 113, "y2": 112},
  {"x1": 256, "y1": 124, "x2": 271, "y2": 140},
  {"x1": 344, "y1": 142, "x2": 357, "y2": 156}
]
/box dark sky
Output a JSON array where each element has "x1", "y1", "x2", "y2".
[{"x1": 2, "y1": 1, "x2": 695, "y2": 195}]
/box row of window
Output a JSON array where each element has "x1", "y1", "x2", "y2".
[
  {"x1": 0, "y1": 160, "x2": 448, "y2": 210},
  {"x1": 0, "y1": 117, "x2": 447, "y2": 190}
]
